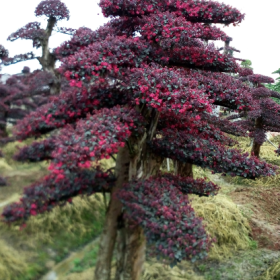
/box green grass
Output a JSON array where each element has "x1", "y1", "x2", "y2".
[
  {"x1": 0, "y1": 195, "x2": 106, "y2": 280},
  {"x1": 70, "y1": 245, "x2": 99, "y2": 273}
]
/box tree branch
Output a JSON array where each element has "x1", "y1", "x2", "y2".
[{"x1": 1, "y1": 52, "x2": 37, "y2": 66}]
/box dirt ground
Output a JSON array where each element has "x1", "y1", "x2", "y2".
[{"x1": 231, "y1": 187, "x2": 280, "y2": 250}]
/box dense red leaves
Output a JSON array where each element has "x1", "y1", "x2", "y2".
[
  {"x1": 35, "y1": 0, "x2": 70, "y2": 21},
  {"x1": 173, "y1": 0, "x2": 245, "y2": 24},
  {"x1": 162, "y1": 173, "x2": 220, "y2": 196},
  {"x1": 141, "y1": 11, "x2": 228, "y2": 45},
  {"x1": 100, "y1": 0, "x2": 244, "y2": 25},
  {"x1": 49, "y1": 107, "x2": 146, "y2": 169},
  {"x1": 236, "y1": 67, "x2": 280, "y2": 147},
  {"x1": 14, "y1": 138, "x2": 56, "y2": 162},
  {"x1": 271, "y1": 90, "x2": 280, "y2": 99},
  {"x1": 60, "y1": 36, "x2": 151, "y2": 83},
  {"x1": 2, "y1": 168, "x2": 115, "y2": 222},
  {"x1": 13, "y1": 83, "x2": 129, "y2": 139},
  {"x1": 0, "y1": 70, "x2": 53, "y2": 136},
  {"x1": 125, "y1": 65, "x2": 211, "y2": 114},
  {"x1": 188, "y1": 69, "x2": 253, "y2": 110},
  {"x1": 240, "y1": 74, "x2": 275, "y2": 85},
  {"x1": 238, "y1": 67, "x2": 253, "y2": 77},
  {"x1": 118, "y1": 175, "x2": 213, "y2": 264},
  {"x1": 5, "y1": 0, "x2": 278, "y2": 266},
  {"x1": 151, "y1": 129, "x2": 277, "y2": 178},
  {"x1": 201, "y1": 114, "x2": 248, "y2": 137},
  {"x1": 158, "y1": 113, "x2": 240, "y2": 146},
  {"x1": 55, "y1": 17, "x2": 142, "y2": 59},
  {"x1": 7, "y1": 22, "x2": 46, "y2": 48},
  {"x1": 58, "y1": 18, "x2": 237, "y2": 75},
  {"x1": 166, "y1": 41, "x2": 238, "y2": 72},
  {"x1": 260, "y1": 99, "x2": 280, "y2": 130},
  {"x1": 56, "y1": 26, "x2": 111, "y2": 59},
  {"x1": 252, "y1": 87, "x2": 272, "y2": 99}
]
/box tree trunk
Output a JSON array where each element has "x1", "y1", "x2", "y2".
[
  {"x1": 114, "y1": 222, "x2": 126, "y2": 280},
  {"x1": 94, "y1": 146, "x2": 130, "y2": 280},
  {"x1": 37, "y1": 16, "x2": 61, "y2": 96},
  {"x1": 122, "y1": 225, "x2": 146, "y2": 280},
  {"x1": 114, "y1": 108, "x2": 161, "y2": 280},
  {"x1": 174, "y1": 161, "x2": 193, "y2": 178},
  {"x1": 251, "y1": 117, "x2": 263, "y2": 159},
  {"x1": 251, "y1": 141, "x2": 261, "y2": 158},
  {"x1": 114, "y1": 222, "x2": 146, "y2": 280}
]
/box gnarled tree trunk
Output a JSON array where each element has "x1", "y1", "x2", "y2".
[
  {"x1": 94, "y1": 146, "x2": 130, "y2": 280},
  {"x1": 174, "y1": 161, "x2": 193, "y2": 178},
  {"x1": 114, "y1": 108, "x2": 162, "y2": 280},
  {"x1": 251, "y1": 141, "x2": 261, "y2": 158},
  {"x1": 38, "y1": 16, "x2": 61, "y2": 96},
  {"x1": 251, "y1": 117, "x2": 263, "y2": 158}
]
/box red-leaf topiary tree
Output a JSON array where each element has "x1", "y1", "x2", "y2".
[
  {"x1": 1, "y1": 1, "x2": 278, "y2": 280},
  {"x1": 227, "y1": 66, "x2": 280, "y2": 158},
  {"x1": 0, "y1": 68, "x2": 57, "y2": 138},
  {"x1": 0, "y1": 0, "x2": 76, "y2": 95}
]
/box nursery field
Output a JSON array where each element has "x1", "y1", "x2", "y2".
[{"x1": 0, "y1": 135, "x2": 280, "y2": 280}]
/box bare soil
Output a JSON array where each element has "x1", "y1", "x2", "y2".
[{"x1": 231, "y1": 187, "x2": 280, "y2": 250}]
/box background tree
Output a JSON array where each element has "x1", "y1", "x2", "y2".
[
  {"x1": 241, "y1": 59, "x2": 253, "y2": 70},
  {"x1": 266, "y1": 68, "x2": 280, "y2": 104},
  {"x1": 0, "y1": 0, "x2": 76, "y2": 95},
  {"x1": 227, "y1": 66, "x2": 280, "y2": 158},
  {"x1": 1, "y1": 1, "x2": 278, "y2": 280},
  {"x1": 0, "y1": 67, "x2": 56, "y2": 137}
]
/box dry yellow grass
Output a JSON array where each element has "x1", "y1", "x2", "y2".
[
  {"x1": 1, "y1": 194, "x2": 105, "y2": 246},
  {"x1": 142, "y1": 262, "x2": 204, "y2": 280},
  {"x1": 255, "y1": 260, "x2": 280, "y2": 280},
  {"x1": 190, "y1": 193, "x2": 251, "y2": 260},
  {"x1": 0, "y1": 239, "x2": 28, "y2": 280}
]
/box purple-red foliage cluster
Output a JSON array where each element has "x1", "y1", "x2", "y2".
[
  {"x1": 100, "y1": 0, "x2": 244, "y2": 24},
  {"x1": 151, "y1": 129, "x2": 277, "y2": 178},
  {"x1": 0, "y1": 70, "x2": 54, "y2": 138},
  {"x1": 48, "y1": 107, "x2": 146, "y2": 170},
  {"x1": 7, "y1": 22, "x2": 46, "y2": 48},
  {"x1": 35, "y1": 0, "x2": 70, "y2": 21},
  {"x1": 0, "y1": 45, "x2": 9, "y2": 60},
  {"x1": 14, "y1": 138, "x2": 56, "y2": 162},
  {"x1": 2, "y1": 0, "x2": 279, "y2": 268},
  {"x1": 2, "y1": 168, "x2": 115, "y2": 222},
  {"x1": 118, "y1": 175, "x2": 214, "y2": 264}
]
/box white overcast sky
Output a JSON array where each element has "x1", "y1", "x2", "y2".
[{"x1": 0, "y1": 0, "x2": 279, "y2": 81}]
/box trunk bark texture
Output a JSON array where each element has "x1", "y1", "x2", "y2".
[
  {"x1": 0, "y1": 111, "x2": 8, "y2": 138},
  {"x1": 37, "y1": 16, "x2": 61, "y2": 95},
  {"x1": 115, "y1": 108, "x2": 162, "y2": 280},
  {"x1": 251, "y1": 141, "x2": 261, "y2": 158},
  {"x1": 251, "y1": 117, "x2": 263, "y2": 159},
  {"x1": 122, "y1": 225, "x2": 146, "y2": 280},
  {"x1": 94, "y1": 147, "x2": 130, "y2": 280},
  {"x1": 174, "y1": 161, "x2": 193, "y2": 178}
]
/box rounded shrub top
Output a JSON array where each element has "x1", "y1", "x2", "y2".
[{"x1": 35, "y1": 0, "x2": 70, "y2": 21}]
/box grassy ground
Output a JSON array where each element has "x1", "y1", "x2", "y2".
[
  {"x1": 0, "y1": 137, "x2": 107, "y2": 280},
  {"x1": 1, "y1": 134, "x2": 280, "y2": 280}
]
